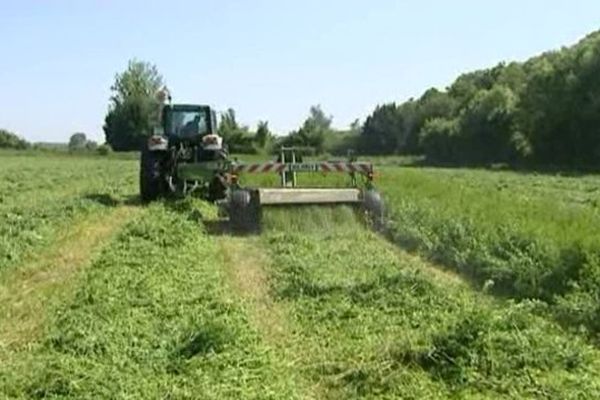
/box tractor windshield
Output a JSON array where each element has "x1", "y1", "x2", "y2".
[{"x1": 168, "y1": 109, "x2": 210, "y2": 138}]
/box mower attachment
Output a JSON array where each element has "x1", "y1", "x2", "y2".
[{"x1": 223, "y1": 148, "x2": 384, "y2": 232}]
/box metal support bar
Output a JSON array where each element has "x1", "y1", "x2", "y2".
[{"x1": 257, "y1": 188, "x2": 362, "y2": 205}]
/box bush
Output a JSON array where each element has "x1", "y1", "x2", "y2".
[
  {"x1": 0, "y1": 129, "x2": 29, "y2": 150},
  {"x1": 97, "y1": 144, "x2": 112, "y2": 156}
]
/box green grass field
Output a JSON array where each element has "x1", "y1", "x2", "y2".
[
  {"x1": 2, "y1": 152, "x2": 600, "y2": 398},
  {"x1": 380, "y1": 166, "x2": 600, "y2": 341}
]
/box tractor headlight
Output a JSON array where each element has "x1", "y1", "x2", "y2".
[
  {"x1": 202, "y1": 134, "x2": 223, "y2": 150},
  {"x1": 148, "y1": 135, "x2": 168, "y2": 150}
]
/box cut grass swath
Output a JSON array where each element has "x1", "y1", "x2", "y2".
[
  {"x1": 258, "y1": 208, "x2": 600, "y2": 398},
  {"x1": 0, "y1": 154, "x2": 138, "y2": 271},
  {"x1": 0, "y1": 202, "x2": 303, "y2": 399}
]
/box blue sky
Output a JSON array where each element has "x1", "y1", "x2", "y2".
[{"x1": 1, "y1": 1, "x2": 599, "y2": 143}]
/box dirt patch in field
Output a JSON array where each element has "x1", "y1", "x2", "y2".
[{"x1": 0, "y1": 206, "x2": 140, "y2": 356}]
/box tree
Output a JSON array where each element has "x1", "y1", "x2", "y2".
[
  {"x1": 326, "y1": 119, "x2": 360, "y2": 155},
  {"x1": 68, "y1": 132, "x2": 88, "y2": 151},
  {"x1": 109, "y1": 59, "x2": 164, "y2": 106},
  {"x1": 419, "y1": 118, "x2": 460, "y2": 162},
  {"x1": 218, "y1": 108, "x2": 240, "y2": 141},
  {"x1": 97, "y1": 143, "x2": 112, "y2": 156},
  {"x1": 218, "y1": 108, "x2": 255, "y2": 153},
  {"x1": 0, "y1": 129, "x2": 29, "y2": 150},
  {"x1": 360, "y1": 103, "x2": 404, "y2": 154},
  {"x1": 103, "y1": 59, "x2": 164, "y2": 151},
  {"x1": 279, "y1": 105, "x2": 333, "y2": 154},
  {"x1": 304, "y1": 105, "x2": 332, "y2": 133},
  {"x1": 86, "y1": 140, "x2": 98, "y2": 151},
  {"x1": 349, "y1": 119, "x2": 362, "y2": 135},
  {"x1": 518, "y1": 32, "x2": 600, "y2": 166},
  {"x1": 255, "y1": 121, "x2": 272, "y2": 149},
  {"x1": 458, "y1": 85, "x2": 519, "y2": 163}
]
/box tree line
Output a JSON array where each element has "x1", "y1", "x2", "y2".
[
  {"x1": 102, "y1": 29, "x2": 600, "y2": 168},
  {"x1": 0, "y1": 128, "x2": 111, "y2": 155},
  {"x1": 359, "y1": 30, "x2": 600, "y2": 168}
]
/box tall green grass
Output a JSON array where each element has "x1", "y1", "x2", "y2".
[{"x1": 379, "y1": 167, "x2": 600, "y2": 340}]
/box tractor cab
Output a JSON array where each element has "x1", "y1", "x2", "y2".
[
  {"x1": 161, "y1": 104, "x2": 218, "y2": 144},
  {"x1": 152, "y1": 103, "x2": 226, "y2": 163}
]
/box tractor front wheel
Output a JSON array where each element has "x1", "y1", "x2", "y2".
[{"x1": 140, "y1": 147, "x2": 166, "y2": 202}]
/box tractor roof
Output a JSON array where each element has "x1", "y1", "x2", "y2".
[{"x1": 167, "y1": 104, "x2": 213, "y2": 111}]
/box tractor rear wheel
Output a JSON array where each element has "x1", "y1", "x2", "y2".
[{"x1": 140, "y1": 147, "x2": 166, "y2": 202}]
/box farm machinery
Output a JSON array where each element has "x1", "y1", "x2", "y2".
[{"x1": 140, "y1": 99, "x2": 384, "y2": 231}]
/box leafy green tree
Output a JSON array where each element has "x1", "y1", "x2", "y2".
[
  {"x1": 419, "y1": 118, "x2": 460, "y2": 162},
  {"x1": 255, "y1": 120, "x2": 272, "y2": 149},
  {"x1": 458, "y1": 85, "x2": 519, "y2": 163},
  {"x1": 279, "y1": 105, "x2": 332, "y2": 153},
  {"x1": 97, "y1": 143, "x2": 112, "y2": 156},
  {"x1": 518, "y1": 32, "x2": 600, "y2": 166},
  {"x1": 86, "y1": 140, "x2": 98, "y2": 151},
  {"x1": 68, "y1": 132, "x2": 88, "y2": 151},
  {"x1": 103, "y1": 59, "x2": 164, "y2": 151},
  {"x1": 349, "y1": 119, "x2": 362, "y2": 135},
  {"x1": 0, "y1": 129, "x2": 29, "y2": 150},
  {"x1": 218, "y1": 108, "x2": 255, "y2": 153},
  {"x1": 360, "y1": 103, "x2": 405, "y2": 154},
  {"x1": 359, "y1": 29, "x2": 600, "y2": 168},
  {"x1": 218, "y1": 108, "x2": 240, "y2": 140}
]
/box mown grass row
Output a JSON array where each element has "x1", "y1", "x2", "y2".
[
  {"x1": 379, "y1": 167, "x2": 600, "y2": 340},
  {"x1": 0, "y1": 155, "x2": 137, "y2": 271},
  {"x1": 0, "y1": 201, "x2": 304, "y2": 399},
  {"x1": 259, "y1": 207, "x2": 600, "y2": 398}
]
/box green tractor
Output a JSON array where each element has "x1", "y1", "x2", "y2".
[
  {"x1": 140, "y1": 103, "x2": 228, "y2": 203},
  {"x1": 140, "y1": 101, "x2": 384, "y2": 231}
]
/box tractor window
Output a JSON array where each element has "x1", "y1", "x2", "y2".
[{"x1": 169, "y1": 110, "x2": 209, "y2": 138}]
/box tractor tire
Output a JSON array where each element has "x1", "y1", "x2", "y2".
[
  {"x1": 363, "y1": 190, "x2": 385, "y2": 231},
  {"x1": 228, "y1": 189, "x2": 260, "y2": 233},
  {"x1": 208, "y1": 175, "x2": 228, "y2": 202},
  {"x1": 140, "y1": 147, "x2": 166, "y2": 203}
]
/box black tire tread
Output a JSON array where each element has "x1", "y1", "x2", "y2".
[{"x1": 140, "y1": 147, "x2": 165, "y2": 203}]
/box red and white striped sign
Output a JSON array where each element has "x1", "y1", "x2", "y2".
[{"x1": 231, "y1": 162, "x2": 372, "y2": 174}]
